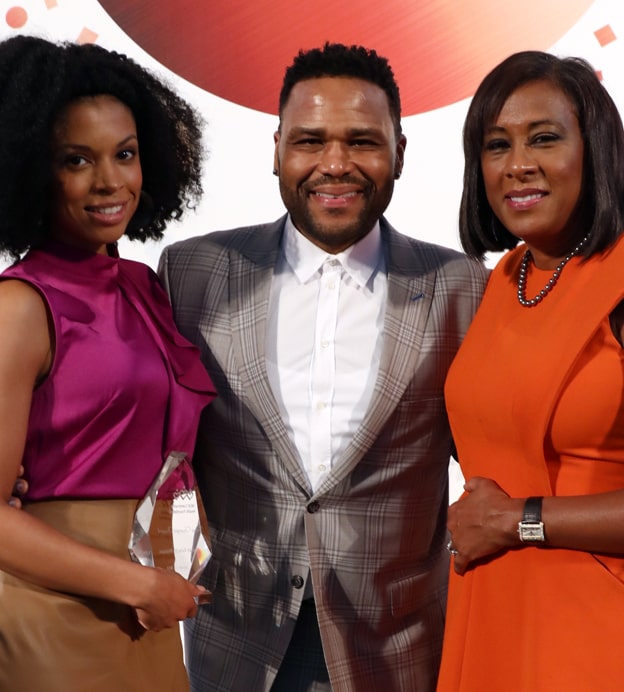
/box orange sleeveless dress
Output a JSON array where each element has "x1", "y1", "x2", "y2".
[{"x1": 437, "y1": 235, "x2": 624, "y2": 691}]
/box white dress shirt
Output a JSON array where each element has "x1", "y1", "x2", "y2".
[{"x1": 266, "y1": 217, "x2": 387, "y2": 492}]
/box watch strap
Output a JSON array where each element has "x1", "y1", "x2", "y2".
[{"x1": 523, "y1": 496, "x2": 543, "y2": 523}]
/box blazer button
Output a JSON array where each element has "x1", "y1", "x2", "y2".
[
  {"x1": 291, "y1": 574, "x2": 305, "y2": 589},
  {"x1": 307, "y1": 501, "x2": 320, "y2": 513}
]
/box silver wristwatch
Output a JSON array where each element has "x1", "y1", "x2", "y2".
[{"x1": 517, "y1": 496, "x2": 545, "y2": 542}]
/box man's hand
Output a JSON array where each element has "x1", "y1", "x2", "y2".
[{"x1": 9, "y1": 465, "x2": 28, "y2": 508}]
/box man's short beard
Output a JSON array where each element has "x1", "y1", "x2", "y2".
[{"x1": 290, "y1": 208, "x2": 375, "y2": 252}]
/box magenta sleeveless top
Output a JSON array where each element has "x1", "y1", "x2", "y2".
[{"x1": 2, "y1": 241, "x2": 216, "y2": 500}]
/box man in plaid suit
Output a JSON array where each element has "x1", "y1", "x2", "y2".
[{"x1": 159, "y1": 43, "x2": 487, "y2": 691}]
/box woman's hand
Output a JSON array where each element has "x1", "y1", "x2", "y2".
[
  {"x1": 134, "y1": 567, "x2": 209, "y2": 631},
  {"x1": 447, "y1": 477, "x2": 523, "y2": 575}
]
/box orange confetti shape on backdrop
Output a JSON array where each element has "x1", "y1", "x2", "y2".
[{"x1": 6, "y1": 6, "x2": 28, "y2": 29}]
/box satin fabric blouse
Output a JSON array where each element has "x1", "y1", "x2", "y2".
[{"x1": 2, "y1": 240, "x2": 216, "y2": 500}]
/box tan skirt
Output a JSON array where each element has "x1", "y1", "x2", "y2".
[{"x1": 0, "y1": 499, "x2": 189, "y2": 692}]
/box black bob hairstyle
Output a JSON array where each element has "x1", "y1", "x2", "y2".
[
  {"x1": 460, "y1": 50, "x2": 624, "y2": 261},
  {"x1": 0, "y1": 35, "x2": 204, "y2": 259},
  {"x1": 278, "y1": 42, "x2": 402, "y2": 138}
]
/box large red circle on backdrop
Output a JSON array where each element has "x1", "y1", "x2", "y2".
[{"x1": 100, "y1": 0, "x2": 593, "y2": 115}]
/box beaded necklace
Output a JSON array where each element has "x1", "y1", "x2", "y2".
[{"x1": 517, "y1": 234, "x2": 590, "y2": 307}]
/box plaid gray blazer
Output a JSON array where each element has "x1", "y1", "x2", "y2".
[{"x1": 158, "y1": 216, "x2": 488, "y2": 692}]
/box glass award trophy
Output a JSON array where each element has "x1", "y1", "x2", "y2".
[{"x1": 128, "y1": 451, "x2": 212, "y2": 603}]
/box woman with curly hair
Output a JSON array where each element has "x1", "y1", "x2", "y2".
[{"x1": 0, "y1": 35, "x2": 216, "y2": 690}]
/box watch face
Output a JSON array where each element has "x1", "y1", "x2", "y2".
[{"x1": 519, "y1": 522, "x2": 545, "y2": 542}]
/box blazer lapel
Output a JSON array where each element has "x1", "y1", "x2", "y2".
[
  {"x1": 228, "y1": 216, "x2": 311, "y2": 492},
  {"x1": 314, "y1": 220, "x2": 438, "y2": 495}
]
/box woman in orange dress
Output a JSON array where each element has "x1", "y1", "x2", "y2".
[{"x1": 437, "y1": 51, "x2": 624, "y2": 690}]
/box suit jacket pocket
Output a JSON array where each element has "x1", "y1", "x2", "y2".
[{"x1": 388, "y1": 559, "x2": 447, "y2": 619}]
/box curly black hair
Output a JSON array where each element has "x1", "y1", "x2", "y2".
[
  {"x1": 278, "y1": 42, "x2": 402, "y2": 137},
  {"x1": 0, "y1": 35, "x2": 204, "y2": 258},
  {"x1": 460, "y1": 51, "x2": 624, "y2": 261}
]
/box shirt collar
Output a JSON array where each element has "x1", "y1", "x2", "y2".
[{"x1": 283, "y1": 215, "x2": 383, "y2": 288}]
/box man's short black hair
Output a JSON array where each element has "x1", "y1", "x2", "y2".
[{"x1": 279, "y1": 42, "x2": 402, "y2": 136}]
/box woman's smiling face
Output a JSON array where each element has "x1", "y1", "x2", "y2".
[
  {"x1": 49, "y1": 94, "x2": 142, "y2": 254},
  {"x1": 480, "y1": 79, "x2": 585, "y2": 267}
]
